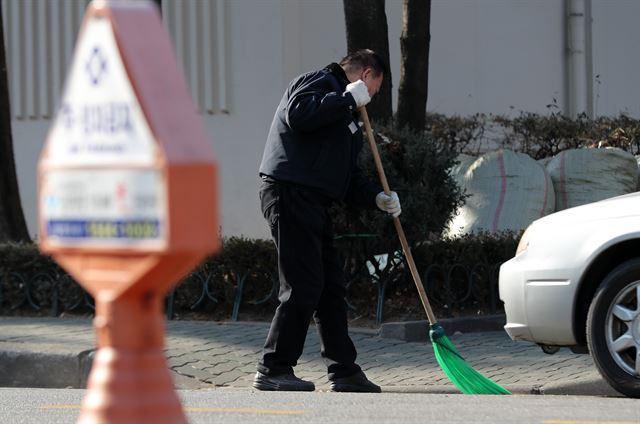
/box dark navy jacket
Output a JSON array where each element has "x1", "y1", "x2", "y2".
[{"x1": 259, "y1": 63, "x2": 380, "y2": 209}]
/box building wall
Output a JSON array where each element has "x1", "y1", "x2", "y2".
[
  {"x1": 426, "y1": 0, "x2": 566, "y2": 115},
  {"x1": 591, "y1": 0, "x2": 640, "y2": 117},
  {"x1": 5, "y1": 0, "x2": 640, "y2": 240}
]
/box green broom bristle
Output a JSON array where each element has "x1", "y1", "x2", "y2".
[{"x1": 429, "y1": 323, "x2": 511, "y2": 395}]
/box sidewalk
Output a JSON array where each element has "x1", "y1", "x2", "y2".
[{"x1": 0, "y1": 317, "x2": 619, "y2": 396}]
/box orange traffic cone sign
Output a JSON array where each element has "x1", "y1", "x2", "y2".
[{"x1": 38, "y1": 1, "x2": 219, "y2": 422}]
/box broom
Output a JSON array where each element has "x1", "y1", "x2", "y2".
[{"x1": 359, "y1": 107, "x2": 510, "y2": 395}]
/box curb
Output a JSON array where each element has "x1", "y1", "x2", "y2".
[
  {"x1": 0, "y1": 344, "x2": 94, "y2": 388},
  {"x1": 379, "y1": 381, "x2": 619, "y2": 397},
  {"x1": 0, "y1": 343, "x2": 215, "y2": 390},
  {"x1": 378, "y1": 314, "x2": 506, "y2": 342}
]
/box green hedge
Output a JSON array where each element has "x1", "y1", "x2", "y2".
[
  {"x1": 0, "y1": 233, "x2": 519, "y2": 322},
  {"x1": 425, "y1": 110, "x2": 640, "y2": 158}
]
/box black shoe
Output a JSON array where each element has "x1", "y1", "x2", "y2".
[
  {"x1": 330, "y1": 371, "x2": 381, "y2": 393},
  {"x1": 252, "y1": 371, "x2": 315, "y2": 391}
]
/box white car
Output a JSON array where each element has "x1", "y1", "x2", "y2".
[{"x1": 499, "y1": 192, "x2": 640, "y2": 397}]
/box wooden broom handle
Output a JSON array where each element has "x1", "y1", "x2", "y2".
[{"x1": 359, "y1": 107, "x2": 437, "y2": 325}]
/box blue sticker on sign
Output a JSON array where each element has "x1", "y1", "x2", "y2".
[{"x1": 47, "y1": 219, "x2": 160, "y2": 240}]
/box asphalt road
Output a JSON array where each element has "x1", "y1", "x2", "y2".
[{"x1": 2, "y1": 388, "x2": 639, "y2": 424}]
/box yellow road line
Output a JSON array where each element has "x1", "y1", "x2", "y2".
[
  {"x1": 41, "y1": 405, "x2": 305, "y2": 415},
  {"x1": 185, "y1": 407, "x2": 305, "y2": 415},
  {"x1": 544, "y1": 421, "x2": 640, "y2": 424},
  {"x1": 41, "y1": 405, "x2": 79, "y2": 410}
]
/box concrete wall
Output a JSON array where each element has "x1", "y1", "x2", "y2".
[
  {"x1": 591, "y1": 0, "x2": 640, "y2": 117},
  {"x1": 426, "y1": 0, "x2": 566, "y2": 115},
  {"x1": 7, "y1": 0, "x2": 640, "y2": 240}
]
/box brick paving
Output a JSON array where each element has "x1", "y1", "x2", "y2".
[{"x1": 0, "y1": 317, "x2": 616, "y2": 395}]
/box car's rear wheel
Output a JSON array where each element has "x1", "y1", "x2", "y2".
[{"x1": 587, "y1": 259, "x2": 640, "y2": 397}]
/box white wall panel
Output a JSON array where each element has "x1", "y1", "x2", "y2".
[
  {"x1": 427, "y1": 0, "x2": 566, "y2": 116},
  {"x1": 2, "y1": 0, "x2": 87, "y2": 120},
  {"x1": 591, "y1": 0, "x2": 640, "y2": 117},
  {"x1": 162, "y1": 0, "x2": 230, "y2": 114}
]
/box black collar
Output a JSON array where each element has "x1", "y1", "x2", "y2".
[{"x1": 324, "y1": 63, "x2": 349, "y2": 85}]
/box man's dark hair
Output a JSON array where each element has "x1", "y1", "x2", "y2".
[{"x1": 339, "y1": 49, "x2": 386, "y2": 77}]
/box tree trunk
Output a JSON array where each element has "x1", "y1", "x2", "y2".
[
  {"x1": 0, "y1": 0, "x2": 29, "y2": 242},
  {"x1": 396, "y1": 0, "x2": 431, "y2": 131},
  {"x1": 151, "y1": 0, "x2": 162, "y2": 15},
  {"x1": 343, "y1": 0, "x2": 392, "y2": 123}
]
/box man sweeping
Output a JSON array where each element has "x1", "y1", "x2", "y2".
[{"x1": 254, "y1": 49, "x2": 401, "y2": 392}]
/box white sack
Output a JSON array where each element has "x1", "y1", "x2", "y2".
[
  {"x1": 446, "y1": 150, "x2": 555, "y2": 237},
  {"x1": 537, "y1": 157, "x2": 553, "y2": 168},
  {"x1": 635, "y1": 155, "x2": 640, "y2": 190},
  {"x1": 547, "y1": 148, "x2": 638, "y2": 211},
  {"x1": 449, "y1": 154, "x2": 477, "y2": 182}
]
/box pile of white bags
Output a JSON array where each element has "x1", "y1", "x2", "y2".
[
  {"x1": 634, "y1": 154, "x2": 640, "y2": 191},
  {"x1": 546, "y1": 148, "x2": 638, "y2": 211},
  {"x1": 446, "y1": 150, "x2": 555, "y2": 237}
]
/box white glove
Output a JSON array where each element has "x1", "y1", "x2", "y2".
[
  {"x1": 375, "y1": 191, "x2": 401, "y2": 217},
  {"x1": 345, "y1": 79, "x2": 371, "y2": 108}
]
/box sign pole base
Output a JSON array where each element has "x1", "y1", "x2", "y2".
[{"x1": 77, "y1": 293, "x2": 187, "y2": 424}]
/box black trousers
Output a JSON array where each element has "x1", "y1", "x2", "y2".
[{"x1": 257, "y1": 179, "x2": 361, "y2": 380}]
